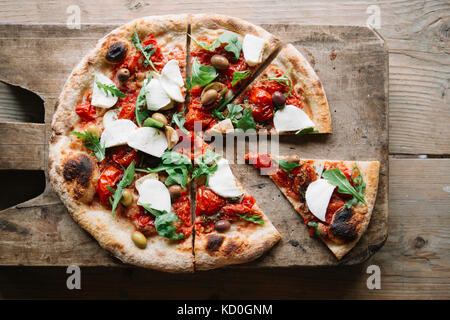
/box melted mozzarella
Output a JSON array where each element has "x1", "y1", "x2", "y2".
[
  {"x1": 127, "y1": 127, "x2": 168, "y2": 158},
  {"x1": 135, "y1": 173, "x2": 159, "y2": 192},
  {"x1": 145, "y1": 78, "x2": 171, "y2": 111},
  {"x1": 100, "y1": 119, "x2": 137, "y2": 148},
  {"x1": 208, "y1": 158, "x2": 244, "y2": 198},
  {"x1": 161, "y1": 60, "x2": 184, "y2": 86},
  {"x1": 242, "y1": 34, "x2": 266, "y2": 66},
  {"x1": 91, "y1": 73, "x2": 118, "y2": 108},
  {"x1": 102, "y1": 109, "x2": 120, "y2": 128},
  {"x1": 209, "y1": 118, "x2": 234, "y2": 133},
  {"x1": 137, "y1": 179, "x2": 171, "y2": 213},
  {"x1": 274, "y1": 105, "x2": 316, "y2": 133},
  {"x1": 311, "y1": 160, "x2": 325, "y2": 178},
  {"x1": 305, "y1": 179, "x2": 336, "y2": 222}
]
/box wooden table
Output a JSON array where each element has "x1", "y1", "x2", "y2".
[{"x1": 0, "y1": 0, "x2": 449, "y2": 299}]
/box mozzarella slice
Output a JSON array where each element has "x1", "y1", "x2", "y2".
[
  {"x1": 145, "y1": 78, "x2": 171, "y2": 111},
  {"x1": 127, "y1": 127, "x2": 168, "y2": 158},
  {"x1": 242, "y1": 34, "x2": 266, "y2": 66},
  {"x1": 91, "y1": 73, "x2": 118, "y2": 108},
  {"x1": 305, "y1": 179, "x2": 336, "y2": 222},
  {"x1": 208, "y1": 158, "x2": 244, "y2": 198},
  {"x1": 274, "y1": 105, "x2": 316, "y2": 133},
  {"x1": 209, "y1": 118, "x2": 234, "y2": 133},
  {"x1": 135, "y1": 173, "x2": 159, "y2": 192},
  {"x1": 100, "y1": 119, "x2": 137, "y2": 148},
  {"x1": 161, "y1": 60, "x2": 184, "y2": 86},
  {"x1": 137, "y1": 179, "x2": 171, "y2": 213},
  {"x1": 311, "y1": 160, "x2": 325, "y2": 178},
  {"x1": 102, "y1": 109, "x2": 120, "y2": 128}
]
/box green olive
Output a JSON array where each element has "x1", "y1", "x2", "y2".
[
  {"x1": 120, "y1": 189, "x2": 133, "y2": 207},
  {"x1": 131, "y1": 230, "x2": 147, "y2": 249},
  {"x1": 151, "y1": 113, "x2": 168, "y2": 126},
  {"x1": 201, "y1": 89, "x2": 218, "y2": 105},
  {"x1": 86, "y1": 124, "x2": 100, "y2": 137},
  {"x1": 117, "y1": 68, "x2": 130, "y2": 82},
  {"x1": 211, "y1": 54, "x2": 229, "y2": 70}
]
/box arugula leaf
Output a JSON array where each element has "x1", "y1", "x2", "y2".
[
  {"x1": 137, "y1": 151, "x2": 192, "y2": 187},
  {"x1": 131, "y1": 26, "x2": 157, "y2": 72},
  {"x1": 135, "y1": 74, "x2": 152, "y2": 126},
  {"x1": 231, "y1": 70, "x2": 251, "y2": 87},
  {"x1": 140, "y1": 204, "x2": 185, "y2": 240},
  {"x1": 322, "y1": 168, "x2": 366, "y2": 206},
  {"x1": 295, "y1": 127, "x2": 319, "y2": 135},
  {"x1": 237, "y1": 213, "x2": 264, "y2": 225},
  {"x1": 109, "y1": 162, "x2": 135, "y2": 216},
  {"x1": 344, "y1": 166, "x2": 366, "y2": 208},
  {"x1": 95, "y1": 77, "x2": 126, "y2": 98},
  {"x1": 274, "y1": 159, "x2": 299, "y2": 172},
  {"x1": 307, "y1": 221, "x2": 321, "y2": 236},
  {"x1": 171, "y1": 112, "x2": 189, "y2": 134},
  {"x1": 192, "y1": 149, "x2": 221, "y2": 186},
  {"x1": 70, "y1": 131, "x2": 105, "y2": 161},
  {"x1": 261, "y1": 75, "x2": 293, "y2": 97},
  {"x1": 235, "y1": 107, "x2": 256, "y2": 131},
  {"x1": 189, "y1": 31, "x2": 242, "y2": 60},
  {"x1": 188, "y1": 58, "x2": 218, "y2": 89}
]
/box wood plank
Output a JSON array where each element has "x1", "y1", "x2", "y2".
[
  {"x1": 0, "y1": 122, "x2": 45, "y2": 170},
  {"x1": 0, "y1": 159, "x2": 448, "y2": 299},
  {"x1": 0, "y1": 24, "x2": 388, "y2": 267},
  {"x1": 1, "y1": 1, "x2": 447, "y2": 154}
]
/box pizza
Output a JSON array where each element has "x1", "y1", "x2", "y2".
[
  {"x1": 245, "y1": 153, "x2": 379, "y2": 259},
  {"x1": 231, "y1": 44, "x2": 332, "y2": 134},
  {"x1": 193, "y1": 151, "x2": 281, "y2": 270}
]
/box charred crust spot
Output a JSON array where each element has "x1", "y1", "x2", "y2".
[
  {"x1": 224, "y1": 240, "x2": 243, "y2": 255},
  {"x1": 206, "y1": 234, "x2": 224, "y2": 253},
  {"x1": 63, "y1": 154, "x2": 94, "y2": 187},
  {"x1": 330, "y1": 207, "x2": 357, "y2": 242}
]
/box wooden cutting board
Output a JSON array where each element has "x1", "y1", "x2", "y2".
[{"x1": 0, "y1": 23, "x2": 388, "y2": 267}]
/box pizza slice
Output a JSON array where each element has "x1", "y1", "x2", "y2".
[
  {"x1": 192, "y1": 150, "x2": 281, "y2": 270},
  {"x1": 245, "y1": 153, "x2": 379, "y2": 259},
  {"x1": 184, "y1": 13, "x2": 282, "y2": 131},
  {"x1": 210, "y1": 44, "x2": 331, "y2": 134}
]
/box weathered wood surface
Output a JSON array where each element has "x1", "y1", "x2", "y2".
[
  {"x1": 0, "y1": 23, "x2": 388, "y2": 267},
  {"x1": 0, "y1": 0, "x2": 449, "y2": 299}
]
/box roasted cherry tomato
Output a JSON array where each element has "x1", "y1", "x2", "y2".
[
  {"x1": 75, "y1": 102, "x2": 96, "y2": 122},
  {"x1": 173, "y1": 192, "x2": 192, "y2": 226},
  {"x1": 249, "y1": 88, "x2": 273, "y2": 122},
  {"x1": 118, "y1": 103, "x2": 136, "y2": 120},
  {"x1": 245, "y1": 153, "x2": 273, "y2": 169},
  {"x1": 292, "y1": 164, "x2": 317, "y2": 191},
  {"x1": 184, "y1": 106, "x2": 214, "y2": 130},
  {"x1": 96, "y1": 166, "x2": 122, "y2": 205},
  {"x1": 111, "y1": 146, "x2": 139, "y2": 167},
  {"x1": 220, "y1": 203, "x2": 256, "y2": 221},
  {"x1": 196, "y1": 186, "x2": 226, "y2": 216},
  {"x1": 249, "y1": 88, "x2": 272, "y2": 106},
  {"x1": 240, "y1": 195, "x2": 256, "y2": 208}
]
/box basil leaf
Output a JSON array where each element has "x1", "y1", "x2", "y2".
[
  {"x1": 131, "y1": 26, "x2": 157, "y2": 72},
  {"x1": 188, "y1": 59, "x2": 218, "y2": 89},
  {"x1": 109, "y1": 162, "x2": 135, "y2": 216},
  {"x1": 322, "y1": 168, "x2": 366, "y2": 205},
  {"x1": 231, "y1": 70, "x2": 251, "y2": 87},
  {"x1": 295, "y1": 127, "x2": 319, "y2": 135},
  {"x1": 237, "y1": 213, "x2": 264, "y2": 225},
  {"x1": 135, "y1": 74, "x2": 152, "y2": 126},
  {"x1": 95, "y1": 77, "x2": 126, "y2": 98},
  {"x1": 140, "y1": 204, "x2": 186, "y2": 240},
  {"x1": 217, "y1": 32, "x2": 242, "y2": 60},
  {"x1": 171, "y1": 112, "x2": 189, "y2": 134},
  {"x1": 274, "y1": 159, "x2": 299, "y2": 172},
  {"x1": 70, "y1": 131, "x2": 105, "y2": 161},
  {"x1": 235, "y1": 107, "x2": 256, "y2": 131}
]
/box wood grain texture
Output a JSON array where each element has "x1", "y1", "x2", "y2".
[
  {"x1": 0, "y1": 0, "x2": 447, "y2": 154},
  {"x1": 0, "y1": 23, "x2": 388, "y2": 267},
  {"x1": 0, "y1": 159, "x2": 448, "y2": 299}
]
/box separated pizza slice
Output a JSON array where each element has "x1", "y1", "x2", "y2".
[
  {"x1": 192, "y1": 150, "x2": 281, "y2": 270},
  {"x1": 184, "y1": 13, "x2": 282, "y2": 131},
  {"x1": 245, "y1": 153, "x2": 379, "y2": 259},
  {"x1": 211, "y1": 44, "x2": 331, "y2": 134}
]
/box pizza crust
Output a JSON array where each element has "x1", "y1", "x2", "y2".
[
  {"x1": 49, "y1": 15, "x2": 194, "y2": 272},
  {"x1": 194, "y1": 177, "x2": 281, "y2": 271},
  {"x1": 269, "y1": 157, "x2": 379, "y2": 259}
]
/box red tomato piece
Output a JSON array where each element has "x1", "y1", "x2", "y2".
[
  {"x1": 75, "y1": 102, "x2": 96, "y2": 122},
  {"x1": 111, "y1": 146, "x2": 139, "y2": 167},
  {"x1": 96, "y1": 166, "x2": 122, "y2": 205},
  {"x1": 195, "y1": 186, "x2": 226, "y2": 216},
  {"x1": 118, "y1": 103, "x2": 136, "y2": 120}
]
